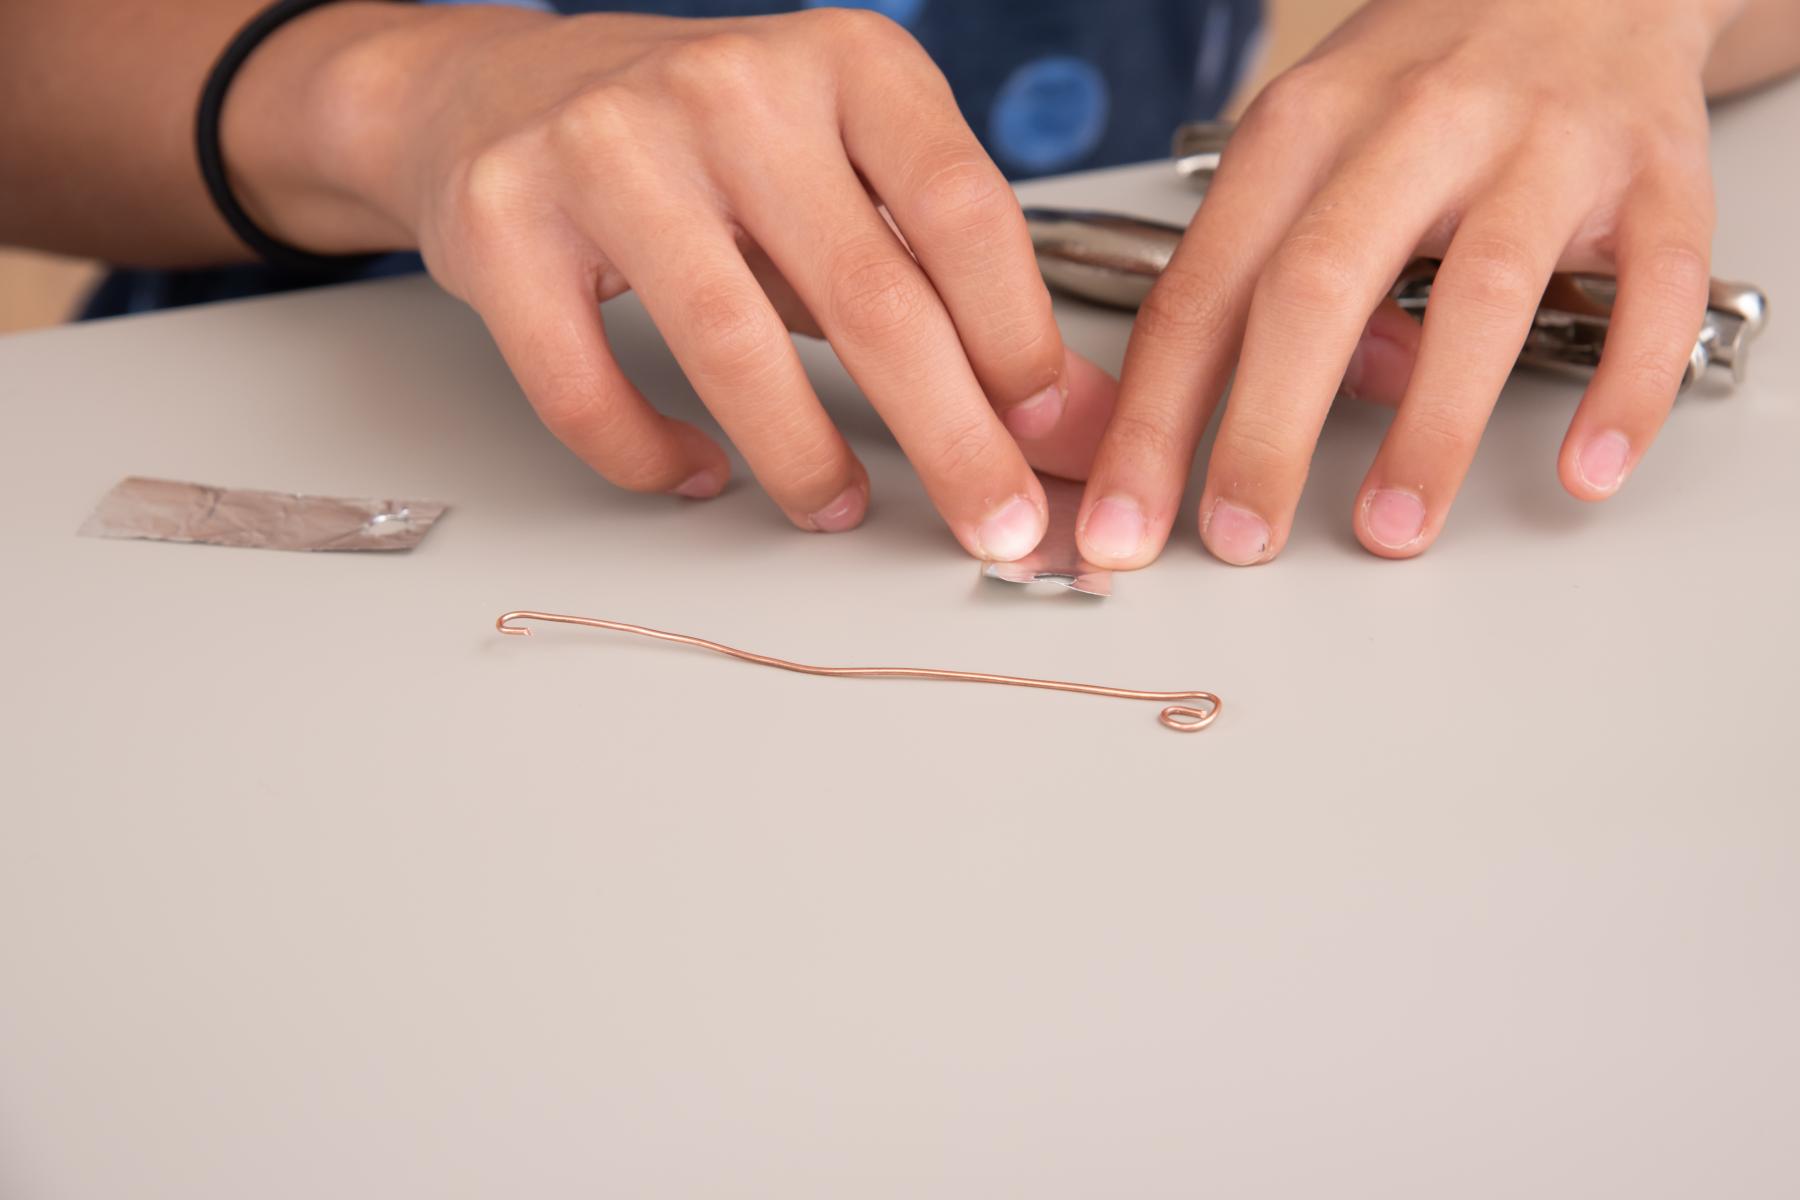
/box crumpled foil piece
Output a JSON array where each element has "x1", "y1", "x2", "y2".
[
  {"x1": 78, "y1": 476, "x2": 448, "y2": 552},
  {"x1": 981, "y1": 474, "x2": 1112, "y2": 597}
]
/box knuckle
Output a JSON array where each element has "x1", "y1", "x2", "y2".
[
  {"x1": 828, "y1": 249, "x2": 932, "y2": 343},
  {"x1": 922, "y1": 412, "x2": 1001, "y2": 481},
  {"x1": 1639, "y1": 242, "x2": 1710, "y2": 300},
  {"x1": 456, "y1": 145, "x2": 534, "y2": 236},
  {"x1": 1394, "y1": 62, "x2": 1534, "y2": 151},
  {"x1": 658, "y1": 32, "x2": 769, "y2": 111},
  {"x1": 682, "y1": 277, "x2": 778, "y2": 378},
  {"x1": 1442, "y1": 236, "x2": 1544, "y2": 316},
  {"x1": 1524, "y1": 92, "x2": 1589, "y2": 143},
  {"x1": 1392, "y1": 58, "x2": 1501, "y2": 126},
  {"x1": 1221, "y1": 411, "x2": 1295, "y2": 473},
  {"x1": 808, "y1": 5, "x2": 912, "y2": 52},
  {"x1": 979, "y1": 315, "x2": 1059, "y2": 386},
  {"x1": 909, "y1": 154, "x2": 1015, "y2": 235},
  {"x1": 1390, "y1": 62, "x2": 1458, "y2": 115},
  {"x1": 1619, "y1": 344, "x2": 1688, "y2": 397},
  {"x1": 770, "y1": 446, "x2": 851, "y2": 501},
  {"x1": 1261, "y1": 231, "x2": 1365, "y2": 316},
  {"x1": 1133, "y1": 264, "x2": 1234, "y2": 346},
  {"x1": 1401, "y1": 403, "x2": 1477, "y2": 460},
  {"x1": 1104, "y1": 410, "x2": 1186, "y2": 467},
  {"x1": 531, "y1": 379, "x2": 667, "y2": 488},
  {"x1": 1244, "y1": 63, "x2": 1342, "y2": 140},
  {"x1": 529, "y1": 368, "x2": 611, "y2": 434},
  {"x1": 548, "y1": 87, "x2": 639, "y2": 156}
]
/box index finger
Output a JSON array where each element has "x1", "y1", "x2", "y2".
[
  {"x1": 835, "y1": 17, "x2": 1110, "y2": 468},
  {"x1": 1073, "y1": 81, "x2": 1340, "y2": 568},
  {"x1": 728, "y1": 148, "x2": 1050, "y2": 561}
]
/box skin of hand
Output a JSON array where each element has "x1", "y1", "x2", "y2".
[
  {"x1": 0, "y1": 1, "x2": 1427, "y2": 560},
  {"x1": 221, "y1": 5, "x2": 1141, "y2": 560},
  {"x1": 6, "y1": 3, "x2": 1789, "y2": 567},
  {"x1": 1076, "y1": 0, "x2": 1749, "y2": 568},
  {"x1": 79, "y1": 1, "x2": 1416, "y2": 561}
]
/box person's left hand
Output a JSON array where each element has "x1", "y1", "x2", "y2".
[{"x1": 1076, "y1": 0, "x2": 1728, "y2": 567}]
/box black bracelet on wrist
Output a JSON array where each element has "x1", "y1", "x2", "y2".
[{"x1": 196, "y1": 0, "x2": 416, "y2": 275}]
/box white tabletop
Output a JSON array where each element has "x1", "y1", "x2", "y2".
[{"x1": 3, "y1": 81, "x2": 1797, "y2": 1198}]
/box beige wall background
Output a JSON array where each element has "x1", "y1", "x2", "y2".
[{"x1": 0, "y1": 0, "x2": 1350, "y2": 335}]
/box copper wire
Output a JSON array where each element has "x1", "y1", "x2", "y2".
[{"x1": 496, "y1": 610, "x2": 1221, "y2": 732}]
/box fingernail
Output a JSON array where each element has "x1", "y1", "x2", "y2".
[
  {"x1": 975, "y1": 494, "x2": 1044, "y2": 561},
  {"x1": 1081, "y1": 494, "x2": 1146, "y2": 563},
  {"x1": 1364, "y1": 488, "x2": 1426, "y2": 550},
  {"x1": 673, "y1": 469, "x2": 723, "y2": 499},
  {"x1": 1001, "y1": 381, "x2": 1067, "y2": 441},
  {"x1": 1203, "y1": 499, "x2": 1272, "y2": 566},
  {"x1": 806, "y1": 484, "x2": 866, "y2": 533},
  {"x1": 1577, "y1": 431, "x2": 1632, "y2": 494}
]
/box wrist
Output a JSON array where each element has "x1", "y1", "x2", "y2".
[{"x1": 219, "y1": 2, "x2": 549, "y2": 256}]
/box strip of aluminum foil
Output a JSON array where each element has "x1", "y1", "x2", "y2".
[
  {"x1": 982, "y1": 474, "x2": 1111, "y2": 597},
  {"x1": 78, "y1": 476, "x2": 448, "y2": 552}
]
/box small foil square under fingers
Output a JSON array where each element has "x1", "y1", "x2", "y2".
[
  {"x1": 981, "y1": 474, "x2": 1112, "y2": 597},
  {"x1": 78, "y1": 476, "x2": 448, "y2": 552}
]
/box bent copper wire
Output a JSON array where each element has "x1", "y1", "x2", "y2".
[{"x1": 496, "y1": 610, "x2": 1221, "y2": 732}]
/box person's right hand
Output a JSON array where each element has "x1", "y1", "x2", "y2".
[{"x1": 231, "y1": 5, "x2": 1122, "y2": 559}]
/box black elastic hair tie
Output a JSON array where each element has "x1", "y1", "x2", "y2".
[{"x1": 196, "y1": 0, "x2": 416, "y2": 274}]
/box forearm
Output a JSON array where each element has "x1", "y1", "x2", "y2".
[
  {"x1": 1706, "y1": 0, "x2": 1800, "y2": 96},
  {"x1": 0, "y1": 1, "x2": 433, "y2": 266}
]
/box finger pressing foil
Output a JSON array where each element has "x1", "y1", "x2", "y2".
[{"x1": 982, "y1": 474, "x2": 1111, "y2": 598}]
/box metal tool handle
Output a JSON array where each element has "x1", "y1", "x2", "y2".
[{"x1": 1026, "y1": 204, "x2": 1768, "y2": 390}]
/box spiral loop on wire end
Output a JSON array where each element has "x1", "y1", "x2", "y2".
[{"x1": 1160, "y1": 700, "x2": 1222, "y2": 732}]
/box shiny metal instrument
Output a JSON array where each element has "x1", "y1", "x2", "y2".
[
  {"x1": 1172, "y1": 119, "x2": 1232, "y2": 182},
  {"x1": 1027, "y1": 121, "x2": 1768, "y2": 390}
]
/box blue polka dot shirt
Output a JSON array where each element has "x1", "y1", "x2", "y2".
[{"x1": 87, "y1": 0, "x2": 1263, "y2": 316}]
